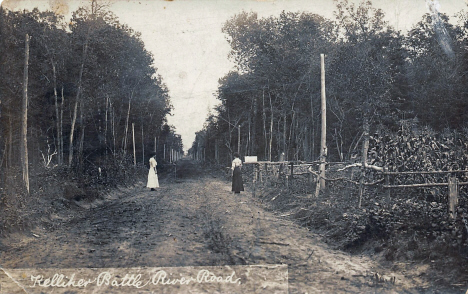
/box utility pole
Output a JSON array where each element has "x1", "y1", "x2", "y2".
[
  {"x1": 238, "y1": 125, "x2": 241, "y2": 154},
  {"x1": 316, "y1": 53, "x2": 327, "y2": 197}
]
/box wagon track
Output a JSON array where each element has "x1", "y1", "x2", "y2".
[{"x1": 0, "y1": 160, "x2": 458, "y2": 293}]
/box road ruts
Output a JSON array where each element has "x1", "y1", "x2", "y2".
[{"x1": 0, "y1": 159, "x2": 457, "y2": 293}]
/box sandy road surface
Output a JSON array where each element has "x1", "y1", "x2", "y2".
[{"x1": 0, "y1": 160, "x2": 454, "y2": 293}]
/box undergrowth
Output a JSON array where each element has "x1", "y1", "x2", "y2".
[
  {"x1": 255, "y1": 179, "x2": 468, "y2": 289},
  {"x1": 0, "y1": 159, "x2": 150, "y2": 237}
]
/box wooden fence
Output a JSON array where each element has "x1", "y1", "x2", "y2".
[
  {"x1": 243, "y1": 161, "x2": 467, "y2": 219},
  {"x1": 382, "y1": 170, "x2": 468, "y2": 219}
]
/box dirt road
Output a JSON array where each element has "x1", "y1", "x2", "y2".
[{"x1": 0, "y1": 160, "x2": 453, "y2": 293}]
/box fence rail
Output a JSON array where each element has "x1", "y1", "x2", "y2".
[
  {"x1": 242, "y1": 160, "x2": 467, "y2": 219},
  {"x1": 382, "y1": 170, "x2": 468, "y2": 175},
  {"x1": 383, "y1": 182, "x2": 468, "y2": 188}
]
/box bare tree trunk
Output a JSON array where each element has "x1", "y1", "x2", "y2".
[
  {"x1": 51, "y1": 59, "x2": 61, "y2": 165},
  {"x1": 132, "y1": 122, "x2": 136, "y2": 166},
  {"x1": 111, "y1": 102, "x2": 116, "y2": 157},
  {"x1": 262, "y1": 89, "x2": 267, "y2": 159},
  {"x1": 122, "y1": 101, "x2": 131, "y2": 155},
  {"x1": 303, "y1": 125, "x2": 309, "y2": 161},
  {"x1": 78, "y1": 97, "x2": 85, "y2": 170},
  {"x1": 289, "y1": 110, "x2": 295, "y2": 158},
  {"x1": 60, "y1": 87, "x2": 64, "y2": 164},
  {"x1": 310, "y1": 87, "x2": 315, "y2": 160},
  {"x1": 277, "y1": 118, "x2": 281, "y2": 159},
  {"x1": 105, "y1": 95, "x2": 109, "y2": 158},
  {"x1": 141, "y1": 124, "x2": 144, "y2": 164},
  {"x1": 247, "y1": 112, "x2": 251, "y2": 155},
  {"x1": 251, "y1": 94, "x2": 257, "y2": 156},
  {"x1": 295, "y1": 118, "x2": 300, "y2": 161},
  {"x1": 8, "y1": 115, "x2": 12, "y2": 169},
  {"x1": 359, "y1": 116, "x2": 370, "y2": 208},
  {"x1": 69, "y1": 34, "x2": 89, "y2": 166},
  {"x1": 122, "y1": 90, "x2": 135, "y2": 156},
  {"x1": 21, "y1": 34, "x2": 30, "y2": 193},
  {"x1": 268, "y1": 92, "x2": 273, "y2": 162},
  {"x1": 283, "y1": 111, "x2": 287, "y2": 161}
]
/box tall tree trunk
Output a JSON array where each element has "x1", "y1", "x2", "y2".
[
  {"x1": 122, "y1": 101, "x2": 131, "y2": 155},
  {"x1": 141, "y1": 124, "x2": 144, "y2": 164},
  {"x1": 21, "y1": 34, "x2": 30, "y2": 193},
  {"x1": 51, "y1": 59, "x2": 61, "y2": 165},
  {"x1": 310, "y1": 82, "x2": 315, "y2": 160},
  {"x1": 105, "y1": 94, "x2": 109, "y2": 158},
  {"x1": 78, "y1": 99, "x2": 85, "y2": 171},
  {"x1": 289, "y1": 110, "x2": 295, "y2": 158},
  {"x1": 8, "y1": 115, "x2": 12, "y2": 169},
  {"x1": 295, "y1": 117, "x2": 300, "y2": 161},
  {"x1": 283, "y1": 111, "x2": 287, "y2": 161},
  {"x1": 277, "y1": 118, "x2": 281, "y2": 160},
  {"x1": 268, "y1": 92, "x2": 274, "y2": 162},
  {"x1": 359, "y1": 115, "x2": 370, "y2": 208},
  {"x1": 69, "y1": 34, "x2": 89, "y2": 166},
  {"x1": 251, "y1": 94, "x2": 257, "y2": 156},
  {"x1": 247, "y1": 112, "x2": 251, "y2": 155},
  {"x1": 122, "y1": 90, "x2": 135, "y2": 156},
  {"x1": 111, "y1": 101, "x2": 116, "y2": 156},
  {"x1": 60, "y1": 86, "x2": 64, "y2": 164},
  {"x1": 132, "y1": 122, "x2": 136, "y2": 166},
  {"x1": 262, "y1": 89, "x2": 267, "y2": 160},
  {"x1": 303, "y1": 125, "x2": 309, "y2": 161}
]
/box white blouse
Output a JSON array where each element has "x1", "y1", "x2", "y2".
[
  {"x1": 149, "y1": 157, "x2": 157, "y2": 169},
  {"x1": 231, "y1": 158, "x2": 242, "y2": 170}
]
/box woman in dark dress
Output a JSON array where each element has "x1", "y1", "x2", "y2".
[{"x1": 231, "y1": 152, "x2": 244, "y2": 193}]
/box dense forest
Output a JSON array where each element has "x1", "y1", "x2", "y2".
[
  {"x1": 0, "y1": 1, "x2": 182, "y2": 194},
  {"x1": 189, "y1": 0, "x2": 468, "y2": 165}
]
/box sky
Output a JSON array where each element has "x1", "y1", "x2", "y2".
[{"x1": 1, "y1": 0, "x2": 467, "y2": 151}]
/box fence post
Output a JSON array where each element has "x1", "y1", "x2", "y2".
[
  {"x1": 384, "y1": 167, "x2": 390, "y2": 201},
  {"x1": 259, "y1": 163, "x2": 264, "y2": 185},
  {"x1": 252, "y1": 163, "x2": 258, "y2": 197},
  {"x1": 448, "y1": 176, "x2": 459, "y2": 219},
  {"x1": 358, "y1": 167, "x2": 364, "y2": 208},
  {"x1": 290, "y1": 162, "x2": 294, "y2": 179}
]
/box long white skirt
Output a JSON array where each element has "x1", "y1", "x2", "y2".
[{"x1": 147, "y1": 168, "x2": 159, "y2": 188}]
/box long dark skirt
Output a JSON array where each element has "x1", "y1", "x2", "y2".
[{"x1": 232, "y1": 166, "x2": 244, "y2": 192}]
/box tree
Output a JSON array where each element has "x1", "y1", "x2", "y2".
[
  {"x1": 0, "y1": 1, "x2": 178, "y2": 193},
  {"x1": 21, "y1": 34, "x2": 30, "y2": 193},
  {"x1": 216, "y1": 11, "x2": 332, "y2": 163},
  {"x1": 405, "y1": 12, "x2": 466, "y2": 130},
  {"x1": 327, "y1": 0, "x2": 405, "y2": 160}
]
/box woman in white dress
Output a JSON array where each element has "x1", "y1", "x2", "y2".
[{"x1": 147, "y1": 154, "x2": 159, "y2": 190}]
